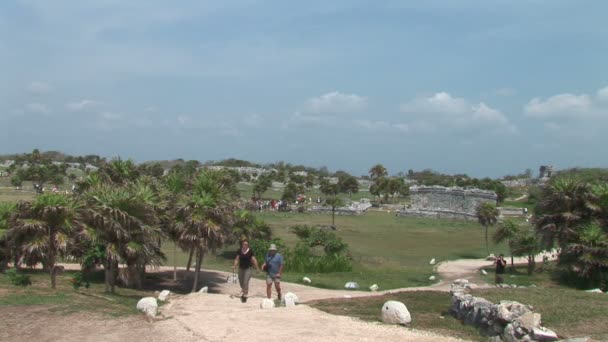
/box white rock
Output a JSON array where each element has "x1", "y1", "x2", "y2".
[
  {"x1": 429, "y1": 258, "x2": 436, "y2": 265},
  {"x1": 381, "y1": 301, "x2": 411, "y2": 325},
  {"x1": 585, "y1": 288, "x2": 603, "y2": 293},
  {"x1": 481, "y1": 269, "x2": 488, "y2": 275},
  {"x1": 158, "y1": 290, "x2": 171, "y2": 302},
  {"x1": 302, "y1": 276, "x2": 311, "y2": 283},
  {"x1": 343, "y1": 295, "x2": 352, "y2": 299},
  {"x1": 344, "y1": 281, "x2": 359, "y2": 289},
  {"x1": 283, "y1": 292, "x2": 299, "y2": 307},
  {"x1": 369, "y1": 284, "x2": 379, "y2": 291},
  {"x1": 198, "y1": 286, "x2": 208, "y2": 294},
  {"x1": 260, "y1": 298, "x2": 275, "y2": 309},
  {"x1": 531, "y1": 327, "x2": 558, "y2": 341},
  {"x1": 486, "y1": 254, "x2": 496, "y2": 261},
  {"x1": 429, "y1": 276, "x2": 436, "y2": 281},
  {"x1": 136, "y1": 297, "x2": 158, "y2": 318},
  {"x1": 466, "y1": 283, "x2": 478, "y2": 290}
]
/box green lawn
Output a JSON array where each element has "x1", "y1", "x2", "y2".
[
  {"x1": 161, "y1": 211, "x2": 509, "y2": 290},
  {"x1": 309, "y1": 291, "x2": 480, "y2": 340},
  {"x1": 0, "y1": 269, "x2": 151, "y2": 316}
]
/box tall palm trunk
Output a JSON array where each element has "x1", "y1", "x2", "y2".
[
  {"x1": 173, "y1": 243, "x2": 177, "y2": 281},
  {"x1": 105, "y1": 257, "x2": 112, "y2": 292},
  {"x1": 331, "y1": 206, "x2": 336, "y2": 226},
  {"x1": 49, "y1": 227, "x2": 57, "y2": 289},
  {"x1": 191, "y1": 247, "x2": 203, "y2": 293},
  {"x1": 484, "y1": 225, "x2": 489, "y2": 256},
  {"x1": 186, "y1": 247, "x2": 194, "y2": 271}
]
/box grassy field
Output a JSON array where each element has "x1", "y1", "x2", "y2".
[
  {"x1": 309, "y1": 291, "x2": 479, "y2": 340},
  {"x1": 309, "y1": 284, "x2": 608, "y2": 341},
  {"x1": 160, "y1": 210, "x2": 509, "y2": 290},
  {"x1": 0, "y1": 269, "x2": 151, "y2": 316}
]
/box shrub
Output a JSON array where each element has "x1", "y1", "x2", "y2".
[
  {"x1": 71, "y1": 271, "x2": 90, "y2": 290},
  {"x1": 6, "y1": 268, "x2": 32, "y2": 287}
]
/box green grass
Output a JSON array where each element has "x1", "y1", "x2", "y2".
[
  {"x1": 160, "y1": 211, "x2": 509, "y2": 290},
  {"x1": 309, "y1": 291, "x2": 480, "y2": 340},
  {"x1": 475, "y1": 287, "x2": 608, "y2": 340},
  {"x1": 502, "y1": 200, "x2": 532, "y2": 209},
  {"x1": 0, "y1": 269, "x2": 152, "y2": 316}
]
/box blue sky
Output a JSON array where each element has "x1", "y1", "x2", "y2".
[{"x1": 1, "y1": 1, "x2": 607, "y2": 178}]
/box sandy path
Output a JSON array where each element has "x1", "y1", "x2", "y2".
[{"x1": 4, "y1": 257, "x2": 518, "y2": 342}]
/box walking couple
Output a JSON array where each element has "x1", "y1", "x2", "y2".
[{"x1": 232, "y1": 240, "x2": 285, "y2": 303}]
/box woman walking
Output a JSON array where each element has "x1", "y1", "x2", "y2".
[{"x1": 233, "y1": 240, "x2": 260, "y2": 302}]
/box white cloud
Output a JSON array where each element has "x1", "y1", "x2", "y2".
[
  {"x1": 25, "y1": 103, "x2": 51, "y2": 115},
  {"x1": 399, "y1": 92, "x2": 513, "y2": 132},
  {"x1": 524, "y1": 94, "x2": 592, "y2": 119},
  {"x1": 66, "y1": 100, "x2": 104, "y2": 112},
  {"x1": 26, "y1": 81, "x2": 52, "y2": 95},
  {"x1": 306, "y1": 91, "x2": 367, "y2": 114},
  {"x1": 523, "y1": 86, "x2": 608, "y2": 121}
]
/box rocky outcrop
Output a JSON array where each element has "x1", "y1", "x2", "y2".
[{"x1": 449, "y1": 280, "x2": 559, "y2": 341}]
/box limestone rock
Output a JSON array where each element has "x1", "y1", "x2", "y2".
[
  {"x1": 302, "y1": 276, "x2": 312, "y2": 283},
  {"x1": 429, "y1": 258, "x2": 436, "y2": 265},
  {"x1": 487, "y1": 254, "x2": 496, "y2": 261},
  {"x1": 381, "y1": 301, "x2": 411, "y2": 325},
  {"x1": 531, "y1": 327, "x2": 558, "y2": 341},
  {"x1": 283, "y1": 292, "x2": 299, "y2": 307},
  {"x1": 369, "y1": 284, "x2": 379, "y2": 291},
  {"x1": 344, "y1": 281, "x2": 359, "y2": 289},
  {"x1": 481, "y1": 269, "x2": 488, "y2": 275},
  {"x1": 514, "y1": 312, "x2": 542, "y2": 332},
  {"x1": 136, "y1": 297, "x2": 158, "y2": 318},
  {"x1": 260, "y1": 298, "x2": 275, "y2": 309},
  {"x1": 585, "y1": 288, "x2": 603, "y2": 293},
  {"x1": 198, "y1": 286, "x2": 208, "y2": 294},
  {"x1": 158, "y1": 290, "x2": 171, "y2": 302},
  {"x1": 343, "y1": 295, "x2": 352, "y2": 299},
  {"x1": 429, "y1": 275, "x2": 436, "y2": 281}
]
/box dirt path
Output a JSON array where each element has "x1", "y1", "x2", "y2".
[{"x1": 4, "y1": 257, "x2": 514, "y2": 342}]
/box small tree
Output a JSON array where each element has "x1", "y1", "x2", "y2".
[
  {"x1": 511, "y1": 229, "x2": 541, "y2": 275},
  {"x1": 493, "y1": 219, "x2": 520, "y2": 268}
]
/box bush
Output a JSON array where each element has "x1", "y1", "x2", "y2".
[
  {"x1": 71, "y1": 271, "x2": 90, "y2": 290},
  {"x1": 6, "y1": 268, "x2": 32, "y2": 287}
]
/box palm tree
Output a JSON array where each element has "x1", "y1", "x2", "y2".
[
  {"x1": 231, "y1": 210, "x2": 272, "y2": 243},
  {"x1": 160, "y1": 171, "x2": 189, "y2": 280},
  {"x1": 564, "y1": 222, "x2": 608, "y2": 287},
  {"x1": 172, "y1": 170, "x2": 236, "y2": 292},
  {"x1": 476, "y1": 202, "x2": 499, "y2": 256},
  {"x1": 9, "y1": 193, "x2": 83, "y2": 288},
  {"x1": 0, "y1": 202, "x2": 17, "y2": 271},
  {"x1": 368, "y1": 164, "x2": 387, "y2": 180},
  {"x1": 535, "y1": 177, "x2": 594, "y2": 249},
  {"x1": 82, "y1": 183, "x2": 163, "y2": 292}
]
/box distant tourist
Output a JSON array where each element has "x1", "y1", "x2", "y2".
[
  {"x1": 495, "y1": 254, "x2": 507, "y2": 284},
  {"x1": 262, "y1": 244, "x2": 285, "y2": 300}
]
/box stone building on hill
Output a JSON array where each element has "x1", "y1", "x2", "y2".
[{"x1": 397, "y1": 185, "x2": 497, "y2": 220}]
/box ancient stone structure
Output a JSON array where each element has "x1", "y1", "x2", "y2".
[
  {"x1": 308, "y1": 199, "x2": 372, "y2": 215},
  {"x1": 397, "y1": 185, "x2": 497, "y2": 220},
  {"x1": 450, "y1": 279, "x2": 559, "y2": 341},
  {"x1": 539, "y1": 165, "x2": 555, "y2": 179}
]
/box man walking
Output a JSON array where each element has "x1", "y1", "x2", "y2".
[{"x1": 262, "y1": 244, "x2": 285, "y2": 300}]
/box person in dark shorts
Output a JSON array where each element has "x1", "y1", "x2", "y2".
[
  {"x1": 262, "y1": 243, "x2": 285, "y2": 300},
  {"x1": 233, "y1": 240, "x2": 260, "y2": 302},
  {"x1": 495, "y1": 254, "x2": 507, "y2": 284}
]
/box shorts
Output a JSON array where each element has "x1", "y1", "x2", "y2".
[{"x1": 266, "y1": 274, "x2": 281, "y2": 284}]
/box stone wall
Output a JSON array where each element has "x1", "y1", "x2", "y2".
[
  {"x1": 449, "y1": 279, "x2": 559, "y2": 341},
  {"x1": 397, "y1": 186, "x2": 497, "y2": 220},
  {"x1": 308, "y1": 199, "x2": 372, "y2": 216}
]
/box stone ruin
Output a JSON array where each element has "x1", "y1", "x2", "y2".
[
  {"x1": 450, "y1": 279, "x2": 559, "y2": 341},
  {"x1": 308, "y1": 198, "x2": 372, "y2": 216},
  {"x1": 539, "y1": 165, "x2": 554, "y2": 179},
  {"x1": 397, "y1": 185, "x2": 497, "y2": 220}
]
